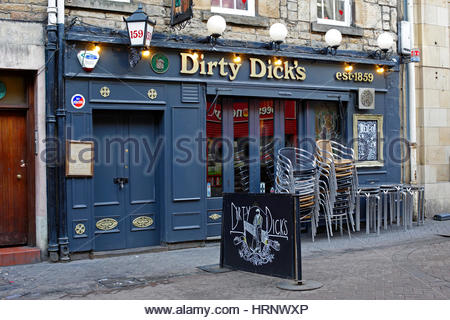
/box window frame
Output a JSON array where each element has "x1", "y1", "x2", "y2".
[
  {"x1": 211, "y1": 0, "x2": 255, "y2": 17},
  {"x1": 317, "y1": 0, "x2": 352, "y2": 27}
]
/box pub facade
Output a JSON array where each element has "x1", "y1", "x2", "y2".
[{"x1": 48, "y1": 0, "x2": 407, "y2": 259}]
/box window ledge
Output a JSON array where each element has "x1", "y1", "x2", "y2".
[
  {"x1": 66, "y1": 0, "x2": 137, "y2": 14},
  {"x1": 201, "y1": 11, "x2": 269, "y2": 28},
  {"x1": 311, "y1": 22, "x2": 363, "y2": 37}
]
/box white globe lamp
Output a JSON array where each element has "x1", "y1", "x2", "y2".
[
  {"x1": 207, "y1": 15, "x2": 226, "y2": 38},
  {"x1": 325, "y1": 29, "x2": 342, "y2": 48},
  {"x1": 270, "y1": 23, "x2": 288, "y2": 43},
  {"x1": 377, "y1": 32, "x2": 394, "y2": 52}
]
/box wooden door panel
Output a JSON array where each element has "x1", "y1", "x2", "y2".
[{"x1": 0, "y1": 111, "x2": 27, "y2": 246}]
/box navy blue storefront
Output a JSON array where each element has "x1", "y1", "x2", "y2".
[{"x1": 63, "y1": 28, "x2": 401, "y2": 253}]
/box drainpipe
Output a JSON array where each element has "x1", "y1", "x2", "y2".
[
  {"x1": 407, "y1": 0, "x2": 417, "y2": 183},
  {"x1": 56, "y1": 0, "x2": 70, "y2": 261},
  {"x1": 46, "y1": 0, "x2": 59, "y2": 262}
]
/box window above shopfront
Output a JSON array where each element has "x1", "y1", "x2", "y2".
[
  {"x1": 317, "y1": 0, "x2": 351, "y2": 27},
  {"x1": 211, "y1": 0, "x2": 255, "y2": 17}
]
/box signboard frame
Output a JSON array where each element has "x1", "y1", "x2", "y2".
[
  {"x1": 353, "y1": 114, "x2": 384, "y2": 167},
  {"x1": 65, "y1": 140, "x2": 94, "y2": 177}
]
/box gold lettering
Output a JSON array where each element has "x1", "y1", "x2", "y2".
[
  {"x1": 218, "y1": 58, "x2": 228, "y2": 77},
  {"x1": 295, "y1": 66, "x2": 306, "y2": 81},
  {"x1": 249, "y1": 58, "x2": 266, "y2": 78},
  {"x1": 273, "y1": 66, "x2": 283, "y2": 79},
  {"x1": 180, "y1": 53, "x2": 199, "y2": 74},
  {"x1": 199, "y1": 60, "x2": 206, "y2": 75},
  {"x1": 342, "y1": 72, "x2": 348, "y2": 80},
  {"x1": 284, "y1": 61, "x2": 296, "y2": 80},
  {"x1": 207, "y1": 61, "x2": 218, "y2": 75},
  {"x1": 228, "y1": 63, "x2": 242, "y2": 81},
  {"x1": 336, "y1": 72, "x2": 342, "y2": 80}
]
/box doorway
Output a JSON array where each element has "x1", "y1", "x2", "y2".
[
  {"x1": 0, "y1": 72, "x2": 35, "y2": 248},
  {"x1": 92, "y1": 110, "x2": 161, "y2": 251}
]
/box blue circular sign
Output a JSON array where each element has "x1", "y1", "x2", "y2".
[
  {"x1": 71, "y1": 94, "x2": 85, "y2": 109},
  {"x1": 0, "y1": 81, "x2": 6, "y2": 100}
]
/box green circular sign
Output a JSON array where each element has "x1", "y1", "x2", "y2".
[
  {"x1": 151, "y1": 53, "x2": 169, "y2": 74},
  {"x1": 0, "y1": 81, "x2": 6, "y2": 100}
]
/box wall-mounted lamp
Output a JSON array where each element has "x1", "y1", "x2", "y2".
[
  {"x1": 344, "y1": 63, "x2": 354, "y2": 73},
  {"x1": 93, "y1": 44, "x2": 101, "y2": 53},
  {"x1": 370, "y1": 32, "x2": 394, "y2": 60},
  {"x1": 233, "y1": 54, "x2": 242, "y2": 64},
  {"x1": 376, "y1": 65, "x2": 386, "y2": 74},
  {"x1": 273, "y1": 57, "x2": 283, "y2": 66},
  {"x1": 207, "y1": 15, "x2": 226, "y2": 45},
  {"x1": 321, "y1": 29, "x2": 342, "y2": 55},
  {"x1": 124, "y1": 4, "x2": 156, "y2": 67},
  {"x1": 269, "y1": 23, "x2": 288, "y2": 51},
  {"x1": 142, "y1": 49, "x2": 150, "y2": 58}
]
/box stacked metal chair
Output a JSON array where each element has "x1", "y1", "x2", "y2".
[
  {"x1": 315, "y1": 140, "x2": 357, "y2": 237},
  {"x1": 234, "y1": 148, "x2": 249, "y2": 192},
  {"x1": 275, "y1": 147, "x2": 320, "y2": 241}
]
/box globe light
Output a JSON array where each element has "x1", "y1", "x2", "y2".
[
  {"x1": 377, "y1": 32, "x2": 394, "y2": 52},
  {"x1": 270, "y1": 23, "x2": 288, "y2": 43},
  {"x1": 325, "y1": 29, "x2": 342, "y2": 48},
  {"x1": 207, "y1": 15, "x2": 226, "y2": 37}
]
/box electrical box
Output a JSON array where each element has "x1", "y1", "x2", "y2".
[{"x1": 400, "y1": 20, "x2": 412, "y2": 55}]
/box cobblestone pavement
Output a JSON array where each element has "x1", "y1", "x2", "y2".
[{"x1": 0, "y1": 220, "x2": 449, "y2": 300}]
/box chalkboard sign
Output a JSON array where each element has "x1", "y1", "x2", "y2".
[
  {"x1": 357, "y1": 120, "x2": 378, "y2": 161},
  {"x1": 353, "y1": 114, "x2": 384, "y2": 166},
  {"x1": 221, "y1": 193, "x2": 296, "y2": 279}
]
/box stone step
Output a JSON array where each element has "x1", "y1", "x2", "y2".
[{"x1": 0, "y1": 246, "x2": 41, "y2": 266}]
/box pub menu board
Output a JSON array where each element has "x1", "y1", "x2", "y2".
[
  {"x1": 221, "y1": 193, "x2": 295, "y2": 279},
  {"x1": 357, "y1": 120, "x2": 378, "y2": 161},
  {"x1": 66, "y1": 140, "x2": 94, "y2": 177}
]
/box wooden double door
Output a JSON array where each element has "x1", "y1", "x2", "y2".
[{"x1": 0, "y1": 110, "x2": 29, "y2": 246}]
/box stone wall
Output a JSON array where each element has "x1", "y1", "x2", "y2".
[
  {"x1": 63, "y1": 0, "x2": 399, "y2": 52},
  {"x1": 0, "y1": 0, "x2": 48, "y2": 21},
  {"x1": 415, "y1": 0, "x2": 450, "y2": 216}
]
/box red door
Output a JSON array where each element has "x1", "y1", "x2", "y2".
[{"x1": 0, "y1": 110, "x2": 28, "y2": 246}]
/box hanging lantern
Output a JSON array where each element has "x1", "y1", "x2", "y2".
[{"x1": 124, "y1": 4, "x2": 156, "y2": 48}]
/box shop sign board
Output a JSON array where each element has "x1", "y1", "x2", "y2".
[{"x1": 221, "y1": 193, "x2": 297, "y2": 280}]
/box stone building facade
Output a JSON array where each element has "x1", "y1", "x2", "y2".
[
  {"x1": 414, "y1": 0, "x2": 450, "y2": 215},
  {"x1": 63, "y1": 0, "x2": 399, "y2": 52}
]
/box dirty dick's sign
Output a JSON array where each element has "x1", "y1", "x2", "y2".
[{"x1": 180, "y1": 53, "x2": 307, "y2": 81}]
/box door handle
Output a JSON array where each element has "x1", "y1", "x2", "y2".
[
  {"x1": 113, "y1": 177, "x2": 129, "y2": 190},
  {"x1": 17, "y1": 174, "x2": 22, "y2": 180}
]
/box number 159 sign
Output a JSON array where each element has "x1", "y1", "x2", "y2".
[{"x1": 127, "y1": 21, "x2": 154, "y2": 47}]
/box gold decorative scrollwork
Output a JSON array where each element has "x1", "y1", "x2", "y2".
[
  {"x1": 132, "y1": 216, "x2": 154, "y2": 228},
  {"x1": 100, "y1": 86, "x2": 110, "y2": 97},
  {"x1": 75, "y1": 223, "x2": 86, "y2": 235},
  {"x1": 96, "y1": 218, "x2": 118, "y2": 231},
  {"x1": 147, "y1": 88, "x2": 157, "y2": 100},
  {"x1": 209, "y1": 213, "x2": 221, "y2": 221}
]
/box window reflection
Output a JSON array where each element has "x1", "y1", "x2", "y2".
[
  {"x1": 233, "y1": 100, "x2": 250, "y2": 192},
  {"x1": 259, "y1": 100, "x2": 274, "y2": 193},
  {"x1": 284, "y1": 100, "x2": 298, "y2": 148},
  {"x1": 206, "y1": 99, "x2": 223, "y2": 197}
]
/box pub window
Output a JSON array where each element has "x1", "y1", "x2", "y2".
[
  {"x1": 317, "y1": 0, "x2": 351, "y2": 26},
  {"x1": 211, "y1": 0, "x2": 255, "y2": 16}
]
